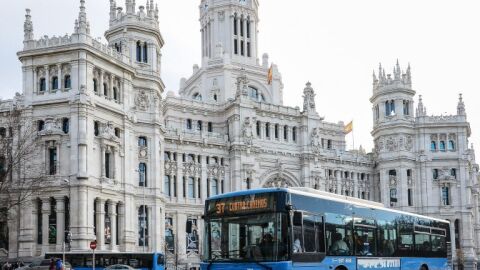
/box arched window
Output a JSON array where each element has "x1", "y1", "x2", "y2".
[
  {"x1": 51, "y1": 76, "x2": 58, "y2": 90},
  {"x1": 197, "y1": 120, "x2": 203, "y2": 131},
  {"x1": 39, "y1": 78, "x2": 46, "y2": 92},
  {"x1": 433, "y1": 169, "x2": 439, "y2": 180},
  {"x1": 439, "y1": 141, "x2": 446, "y2": 152},
  {"x1": 64, "y1": 75, "x2": 71, "y2": 89},
  {"x1": 114, "y1": 128, "x2": 120, "y2": 138},
  {"x1": 292, "y1": 127, "x2": 297, "y2": 142},
  {"x1": 385, "y1": 101, "x2": 390, "y2": 116},
  {"x1": 113, "y1": 87, "x2": 119, "y2": 101},
  {"x1": 256, "y1": 121, "x2": 261, "y2": 137},
  {"x1": 94, "y1": 121, "x2": 99, "y2": 136},
  {"x1": 274, "y1": 124, "x2": 279, "y2": 139},
  {"x1": 265, "y1": 123, "x2": 270, "y2": 138},
  {"x1": 93, "y1": 79, "x2": 98, "y2": 93},
  {"x1": 136, "y1": 41, "x2": 142, "y2": 62},
  {"x1": 454, "y1": 219, "x2": 461, "y2": 249},
  {"x1": 448, "y1": 140, "x2": 455, "y2": 151},
  {"x1": 390, "y1": 100, "x2": 395, "y2": 114},
  {"x1": 284, "y1": 125, "x2": 288, "y2": 140},
  {"x1": 430, "y1": 141, "x2": 437, "y2": 151},
  {"x1": 233, "y1": 14, "x2": 238, "y2": 35},
  {"x1": 143, "y1": 42, "x2": 148, "y2": 63},
  {"x1": 186, "y1": 119, "x2": 192, "y2": 130},
  {"x1": 139, "y1": 163, "x2": 147, "y2": 187},
  {"x1": 164, "y1": 176, "x2": 171, "y2": 196},
  {"x1": 138, "y1": 206, "x2": 149, "y2": 247},
  {"x1": 192, "y1": 93, "x2": 202, "y2": 101}
]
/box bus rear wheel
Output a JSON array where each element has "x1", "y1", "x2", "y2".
[
  {"x1": 420, "y1": 265, "x2": 429, "y2": 270},
  {"x1": 335, "y1": 266, "x2": 348, "y2": 270}
]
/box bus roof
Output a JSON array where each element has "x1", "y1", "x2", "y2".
[{"x1": 207, "y1": 187, "x2": 449, "y2": 224}]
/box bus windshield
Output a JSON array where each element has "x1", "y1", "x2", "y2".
[{"x1": 204, "y1": 212, "x2": 288, "y2": 262}]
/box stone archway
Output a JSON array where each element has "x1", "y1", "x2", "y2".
[
  {"x1": 260, "y1": 169, "x2": 301, "y2": 188},
  {"x1": 263, "y1": 177, "x2": 293, "y2": 188}
]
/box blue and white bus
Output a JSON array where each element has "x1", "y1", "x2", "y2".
[
  {"x1": 201, "y1": 187, "x2": 450, "y2": 270},
  {"x1": 45, "y1": 252, "x2": 165, "y2": 270}
]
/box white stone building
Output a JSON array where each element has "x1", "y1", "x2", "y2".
[{"x1": 0, "y1": 0, "x2": 479, "y2": 269}]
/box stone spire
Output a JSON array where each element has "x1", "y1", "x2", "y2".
[
  {"x1": 125, "y1": 0, "x2": 136, "y2": 15},
  {"x1": 23, "y1": 9, "x2": 34, "y2": 41},
  {"x1": 303, "y1": 82, "x2": 316, "y2": 113},
  {"x1": 155, "y1": 3, "x2": 159, "y2": 20},
  {"x1": 457, "y1": 93, "x2": 466, "y2": 116},
  {"x1": 416, "y1": 95, "x2": 426, "y2": 117},
  {"x1": 74, "y1": 0, "x2": 90, "y2": 35},
  {"x1": 394, "y1": 59, "x2": 401, "y2": 80},
  {"x1": 373, "y1": 61, "x2": 412, "y2": 92},
  {"x1": 109, "y1": 0, "x2": 117, "y2": 24}
]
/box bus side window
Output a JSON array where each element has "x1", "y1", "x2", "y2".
[
  {"x1": 157, "y1": 254, "x2": 165, "y2": 265},
  {"x1": 316, "y1": 216, "x2": 325, "y2": 253}
]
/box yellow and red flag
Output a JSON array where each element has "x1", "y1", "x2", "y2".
[
  {"x1": 267, "y1": 65, "x2": 273, "y2": 85},
  {"x1": 344, "y1": 121, "x2": 353, "y2": 134}
]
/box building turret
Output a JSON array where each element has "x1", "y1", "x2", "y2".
[
  {"x1": 105, "y1": 0, "x2": 164, "y2": 74},
  {"x1": 199, "y1": 0, "x2": 259, "y2": 66}
]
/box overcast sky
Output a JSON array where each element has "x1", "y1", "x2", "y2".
[{"x1": 1, "y1": 0, "x2": 480, "y2": 155}]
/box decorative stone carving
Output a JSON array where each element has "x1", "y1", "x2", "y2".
[
  {"x1": 302, "y1": 82, "x2": 316, "y2": 113},
  {"x1": 38, "y1": 117, "x2": 64, "y2": 136},
  {"x1": 263, "y1": 177, "x2": 291, "y2": 188},
  {"x1": 311, "y1": 127, "x2": 321, "y2": 153},
  {"x1": 389, "y1": 175, "x2": 397, "y2": 187},
  {"x1": 207, "y1": 164, "x2": 225, "y2": 178},
  {"x1": 183, "y1": 162, "x2": 201, "y2": 177},
  {"x1": 135, "y1": 90, "x2": 149, "y2": 111},
  {"x1": 386, "y1": 136, "x2": 397, "y2": 151},
  {"x1": 405, "y1": 136, "x2": 413, "y2": 151},
  {"x1": 218, "y1": 11, "x2": 225, "y2": 21},
  {"x1": 164, "y1": 161, "x2": 177, "y2": 175},
  {"x1": 242, "y1": 117, "x2": 254, "y2": 146},
  {"x1": 99, "y1": 121, "x2": 119, "y2": 142}
]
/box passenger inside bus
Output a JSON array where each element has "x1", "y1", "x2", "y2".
[{"x1": 330, "y1": 232, "x2": 349, "y2": 255}]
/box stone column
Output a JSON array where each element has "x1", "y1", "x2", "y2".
[
  {"x1": 108, "y1": 201, "x2": 117, "y2": 250},
  {"x1": 96, "y1": 199, "x2": 105, "y2": 250},
  {"x1": 57, "y1": 64, "x2": 62, "y2": 91},
  {"x1": 101, "y1": 145, "x2": 106, "y2": 178},
  {"x1": 177, "y1": 213, "x2": 187, "y2": 263},
  {"x1": 33, "y1": 66, "x2": 37, "y2": 93},
  {"x1": 117, "y1": 203, "x2": 125, "y2": 250},
  {"x1": 55, "y1": 197, "x2": 65, "y2": 250},
  {"x1": 201, "y1": 160, "x2": 207, "y2": 200},
  {"x1": 109, "y1": 74, "x2": 113, "y2": 100},
  {"x1": 251, "y1": 19, "x2": 257, "y2": 58},
  {"x1": 44, "y1": 65, "x2": 50, "y2": 92},
  {"x1": 99, "y1": 70, "x2": 104, "y2": 96},
  {"x1": 41, "y1": 199, "x2": 51, "y2": 253}
]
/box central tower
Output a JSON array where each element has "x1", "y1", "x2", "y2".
[{"x1": 199, "y1": 0, "x2": 259, "y2": 66}]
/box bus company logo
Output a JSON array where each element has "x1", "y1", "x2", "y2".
[{"x1": 357, "y1": 258, "x2": 401, "y2": 269}]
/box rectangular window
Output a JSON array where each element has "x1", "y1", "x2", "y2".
[
  {"x1": 208, "y1": 122, "x2": 213, "y2": 132},
  {"x1": 284, "y1": 126, "x2": 288, "y2": 140},
  {"x1": 292, "y1": 127, "x2": 297, "y2": 142},
  {"x1": 433, "y1": 169, "x2": 439, "y2": 180},
  {"x1": 240, "y1": 19, "x2": 244, "y2": 37},
  {"x1": 211, "y1": 179, "x2": 218, "y2": 196},
  {"x1": 139, "y1": 163, "x2": 147, "y2": 187},
  {"x1": 441, "y1": 186, "x2": 450, "y2": 206},
  {"x1": 164, "y1": 175, "x2": 171, "y2": 196},
  {"x1": 183, "y1": 177, "x2": 186, "y2": 198},
  {"x1": 138, "y1": 136, "x2": 148, "y2": 147},
  {"x1": 408, "y1": 189, "x2": 413, "y2": 206},
  {"x1": 233, "y1": 18, "x2": 237, "y2": 35},
  {"x1": 138, "y1": 206, "x2": 149, "y2": 247},
  {"x1": 49, "y1": 148, "x2": 57, "y2": 175},
  {"x1": 105, "y1": 152, "x2": 111, "y2": 179},
  {"x1": 247, "y1": 42, "x2": 251, "y2": 57},
  {"x1": 246, "y1": 21, "x2": 250, "y2": 38},
  {"x1": 188, "y1": 177, "x2": 195, "y2": 198},
  {"x1": 198, "y1": 178, "x2": 201, "y2": 198},
  {"x1": 173, "y1": 176, "x2": 177, "y2": 197},
  {"x1": 274, "y1": 124, "x2": 279, "y2": 139},
  {"x1": 39, "y1": 78, "x2": 46, "y2": 92},
  {"x1": 197, "y1": 121, "x2": 202, "y2": 131},
  {"x1": 94, "y1": 121, "x2": 99, "y2": 136},
  {"x1": 256, "y1": 121, "x2": 261, "y2": 137},
  {"x1": 390, "y1": 188, "x2": 397, "y2": 204},
  {"x1": 234, "y1": 39, "x2": 238, "y2": 55},
  {"x1": 241, "y1": 41, "x2": 244, "y2": 56},
  {"x1": 265, "y1": 123, "x2": 270, "y2": 138},
  {"x1": 186, "y1": 119, "x2": 192, "y2": 130}
]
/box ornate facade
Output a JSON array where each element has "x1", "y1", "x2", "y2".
[{"x1": 0, "y1": 0, "x2": 479, "y2": 269}]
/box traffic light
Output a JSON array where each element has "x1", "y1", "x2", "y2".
[{"x1": 64, "y1": 231, "x2": 72, "y2": 243}]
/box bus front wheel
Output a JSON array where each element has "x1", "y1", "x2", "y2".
[
  {"x1": 335, "y1": 266, "x2": 348, "y2": 270},
  {"x1": 420, "y1": 265, "x2": 429, "y2": 270}
]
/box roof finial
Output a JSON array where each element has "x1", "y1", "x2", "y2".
[
  {"x1": 416, "y1": 95, "x2": 426, "y2": 117},
  {"x1": 24, "y1": 8, "x2": 34, "y2": 41},
  {"x1": 457, "y1": 93, "x2": 466, "y2": 116},
  {"x1": 75, "y1": 0, "x2": 90, "y2": 34}
]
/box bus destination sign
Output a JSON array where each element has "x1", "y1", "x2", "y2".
[{"x1": 209, "y1": 194, "x2": 275, "y2": 216}]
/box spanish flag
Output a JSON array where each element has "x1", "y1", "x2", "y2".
[
  {"x1": 267, "y1": 65, "x2": 273, "y2": 85},
  {"x1": 344, "y1": 121, "x2": 353, "y2": 134}
]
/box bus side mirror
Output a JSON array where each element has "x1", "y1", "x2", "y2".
[{"x1": 293, "y1": 211, "x2": 303, "y2": 226}]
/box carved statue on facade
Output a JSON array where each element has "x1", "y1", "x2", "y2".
[
  {"x1": 242, "y1": 117, "x2": 254, "y2": 146},
  {"x1": 302, "y1": 82, "x2": 316, "y2": 113},
  {"x1": 135, "y1": 90, "x2": 149, "y2": 111},
  {"x1": 311, "y1": 127, "x2": 321, "y2": 153}
]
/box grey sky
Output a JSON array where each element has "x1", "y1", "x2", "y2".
[{"x1": 1, "y1": 0, "x2": 479, "y2": 154}]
